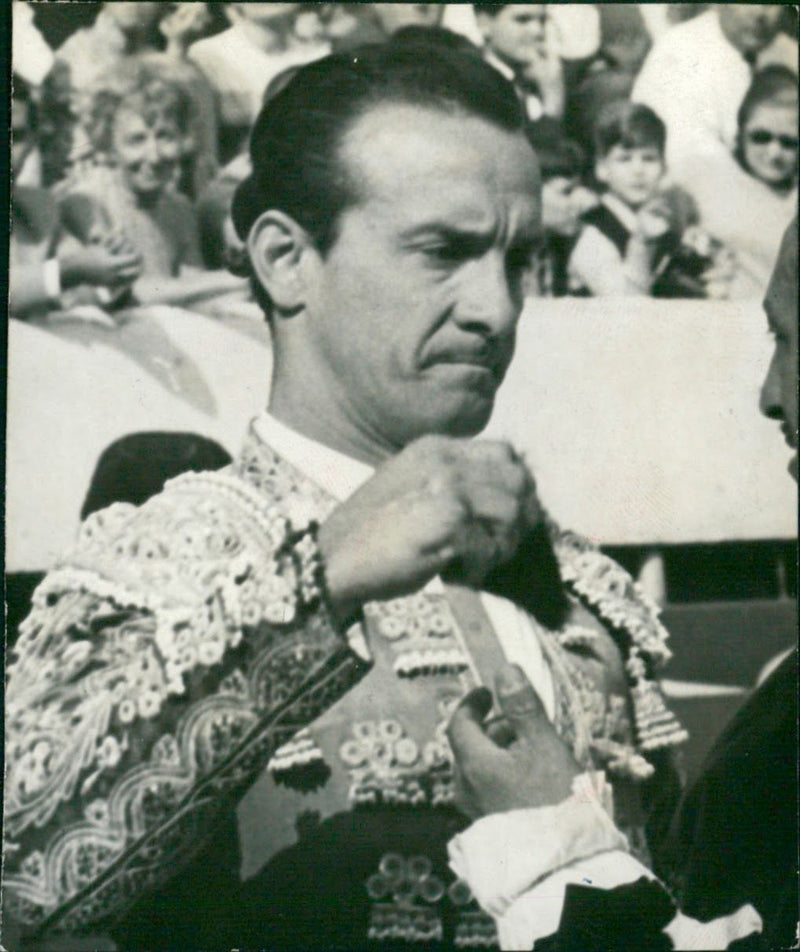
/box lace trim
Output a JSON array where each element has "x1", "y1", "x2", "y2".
[
  {"x1": 551, "y1": 522, "x2": 688, "y2": 753},
  {"x1": 4, "y1": 468, "x2": 365, "y2": 934}
]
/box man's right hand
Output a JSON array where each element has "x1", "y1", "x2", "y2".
[{"x1": 318, "y1": 436, "x2": 540, "y2": 622}]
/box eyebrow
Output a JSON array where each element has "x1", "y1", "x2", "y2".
[{"x1": 399, "y1": 222, "x2": 541, "y2": 249}]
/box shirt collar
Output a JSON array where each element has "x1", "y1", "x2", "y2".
[
  {"x1": 484, "y1": 49, "x2": 516, "y2": 83},
  {"x1": 601, "y1": 192, "x2": 640, "y2": 233},
  {"x1": 252, "y1": 410, "x2": 374, "y2": 502}
]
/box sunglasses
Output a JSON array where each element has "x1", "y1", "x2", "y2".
[{"x1": 746, "y1": 129, "x2": 799, "y2": 150}]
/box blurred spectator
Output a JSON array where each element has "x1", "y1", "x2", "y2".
[
  {"x1": 720, "y1": 66, "x2": 798, "y2": 297},
  {"x1": 55, "y1": 2, "x2": 164, "y2": 92},
  {"x1": 11, "y1": 2, "x2": 52, "y2": 185},
  {"x1": 320, "y1": 4, "x2": 444, "y2": 52},
  {"x1": 370, "y1": 3, "x2": 443, "y2": 37},
  {"x1": 52, "y1": 3, "x2": 175, "y2": 196},
  {"x1": 189, "y1": 3, "x2": 330, "y2": 162},
  {"x1": 137, "y1": 3, "x2": 220, "y2": 199},
  {"x1": 12, "y1": 1, "x2": 54, "y2": 89},
  {"x1": 37, "y1": 60, "x2": 87, "y2": 188},
  {"x1": 61, "y1": 62, "x2": 243, "y2": 307},
  {"x1": 735, "y1": 66, "x2": 798, "y2": 196},
  {"x1": 565, "y1": 6, "x2": 663, "y2": 160},
  {"x1": 473, "y1": 3, "x2": 566, "y2": 124},
  {"x1": 568, "y1": 102, "x2": 733, "y2": 299},
  {"x1": 632, "y1": 5, "x2": 797, "y2": 289},
  {"x1": 525, "y1": 124, "x2": 597, "y2": 296},
  {"x1": 596, "y1": 5, "x2": 652, "y2": 75},
  {"x1": 10, "y1": 75, "x2": 142, "y2": 321}
]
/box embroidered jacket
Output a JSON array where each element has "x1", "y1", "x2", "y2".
[{"x1": 4, "y1": 425, "x2": 687, "y2": 945}]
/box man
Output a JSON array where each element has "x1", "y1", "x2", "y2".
[
  {"x1": 3, "y1": 45, "x2": 685, "y2": 950},
  {"x1": 447, "y1": 220, "x2": 799, "y2": 950},
  {"x1": 632, "y1": 5, "x2": 797, "y2": 280},
  {"x1": 473, "y1": 3, "x2": 567, "y2": 124}
]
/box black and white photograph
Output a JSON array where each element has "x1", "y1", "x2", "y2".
[{"x1": 3, "y1": 3, "x2": 798, "y2": 950}]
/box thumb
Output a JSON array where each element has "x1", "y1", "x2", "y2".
[
  {"x1": 494, "y1": 663, "x2": 549, "y2": 742},
  {"x1": 446, "y1": 687, "x2": 498, "y2": 761}
]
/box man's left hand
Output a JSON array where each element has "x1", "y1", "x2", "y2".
[{"x1": 447, "y1": 664, "x2": 581, "y2": 819}]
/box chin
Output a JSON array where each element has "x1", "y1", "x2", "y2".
[{"x1": 436, "y1": 399, "x2": 495, "y2": 439}]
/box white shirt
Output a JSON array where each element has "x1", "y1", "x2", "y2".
[
  {"x1": 633, "y1": 10, "x2": 797, "y2": 168},
  {"x1": 252, "y1": 411, "x2": 556, "y2": 716},
  {"x1": 189, "y1": 26, "x2": 329, "y2": 128},
  {"x1": 567, "y1": 194, "x2": 650, "y2": 297}
]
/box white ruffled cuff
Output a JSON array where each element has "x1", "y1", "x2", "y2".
[{"x1": 447, "y1": 772, "x2": 627, "y2": 918}]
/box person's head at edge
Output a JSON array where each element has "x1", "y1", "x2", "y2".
[
  {"x1": 735, "y1": 66, "x2": 799, "y2": 194},
  {"x1": 760, "y1": 217, "x2": 798, "y2": 481},
  {"x1": 716, "y1": 4, "x2": 784, "y2": 59},
  {"x1": 232, "y1": 44, "x2": 541, "y2": 465}
]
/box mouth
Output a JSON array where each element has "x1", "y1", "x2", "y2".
[
  {"x1": 424, "y1": 350, "x2": 504, "y2": 379},
  {"x1": 781, "y1": 423, "x2": 798, "y2": 450}
]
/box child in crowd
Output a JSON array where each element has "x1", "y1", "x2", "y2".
[
  {"x1": 10, "y1": 75, "x2": 142, "y2": 321},
  {"x1": 568, "y1": 101, "x2": 734, "y2": 298},
  {"x1": 735, "y1": 66, "x2": 798, "y2": 197},
  {"x1": 567, "y1": 101, "x2": 675, "y2": 296},
  {"x1": 525, "y1": 124, "x2": 598, "y2": 295}
]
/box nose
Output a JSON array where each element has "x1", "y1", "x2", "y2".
[
  {"x1": 453, "y1": 254, "x2": 520, "y2": 336},
  {"x1": 765, "y1": 139, "x2": 786, "y2": 163},
  {"x1": 759, "y1": 350, "x2": 784, "y2": 420},
  {"x1": 142, "y1": 133, "x2": 160, "y2": 163}
]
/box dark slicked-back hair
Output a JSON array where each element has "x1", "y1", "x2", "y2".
[{"x1": 231, "y1": 42, "x2": 524, "y2": 254}]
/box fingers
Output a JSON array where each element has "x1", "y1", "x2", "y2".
[
  {"x1": 494, "y1": 664, "x2": 550, "y2": 743},
  {"x1": 446, "y1": 686, "x2": 500, "y2": 764}
]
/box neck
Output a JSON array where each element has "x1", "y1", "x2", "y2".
[{"x1": 268, "y1": 336, "x2": 399, "y2": 466}]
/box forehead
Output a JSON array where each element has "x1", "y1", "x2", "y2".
[
  {"x1": 498, "y1": 5, "x2": 547, "y2": 23},
  {"x1": 114, "y1": 101, "x2": 179, "y2": 132},
  {"x1": 339, "y1": 104, "x2": 541, "y2": 233},
  {"x1": 606, "y1": 142, "x2": 662, "y2": 156},
  {"x1": 746, "y1": 102, "x2": 798, "y2": 128}
]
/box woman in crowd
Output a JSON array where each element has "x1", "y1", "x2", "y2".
[
  {"x1": 719, "y1": 66, "x2": 799, "y2": 298},
  {"x1": 10, "y1": 75, "x2": 142, "y2": 321},
  {"x1": 60, "y1": 61, "x2": 243, "y2": 308},
  {"x1": 735, "y1": 66, "x2": 798, "y2": 197}
]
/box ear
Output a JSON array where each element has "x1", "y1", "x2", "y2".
[
  {"x1": 247, "y1": 210, "x2": 313, "y2": 315},
  {"x1": 594, "y1": 157, "x2": 608, "y2": 186}
]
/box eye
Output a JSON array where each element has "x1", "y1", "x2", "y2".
[
  {"x1": 506, "y1": 242, "x2": 541, "y2": 274},
  {"x1": 421, "y1": 238, "x2": 480, "y2": 267}
]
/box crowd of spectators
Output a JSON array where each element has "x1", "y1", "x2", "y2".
[{"x1": 10, "y1": 1, "x2": 798, "y2": 323}]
